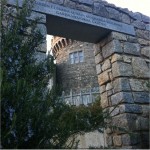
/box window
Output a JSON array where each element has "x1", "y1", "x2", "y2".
[{"x1": 69, "y1": 51, "x2": 84, "y2": 64}]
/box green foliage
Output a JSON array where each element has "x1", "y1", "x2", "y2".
[{"x1": 1, "y1": 0, "x2": 106, "y2": 149}]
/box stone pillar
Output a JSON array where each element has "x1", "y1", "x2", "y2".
[{"x1": 94, "y1": 31, "x2": 149, "y2": 148}]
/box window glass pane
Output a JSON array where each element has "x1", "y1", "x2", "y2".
[
  {"x1": 79, "y1": 51, "x2": 84, "y2": 62},
  {"x1": 74, "y1": 52, "x2": 79, "y2": 63},
  {"x1": 70, "y1": 53, "x2": 74, "y2": 64}
]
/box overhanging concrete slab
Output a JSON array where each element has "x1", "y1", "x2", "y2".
[{"x1": 8, "y1": 0, "x2": 135, "y2": 43}]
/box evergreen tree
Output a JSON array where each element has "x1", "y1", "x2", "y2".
[{"x1": 1, "y1": 0, "x2": 106, "y2": 148}]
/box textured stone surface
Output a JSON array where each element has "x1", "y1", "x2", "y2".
[
  {"x1": 141, "y1": 105, "x2": 149, "y2": 117},
  {"x1": 98, "y1": 69, "x2": 110, "y2": 85},
  {"x1": 111, "y1": 92, "x2": 134, "y2": 106},
  {"x1": 136, "y1": 29, "x2": 150, "y2": 40},
  {"x1": 112, "y1": 62, "x2": 133, "y2": 78},
  {"x1": 102, "y1": 40, "x2": 123, "y2": 59},
  {"x1": 102, "y1": 59, "x2": 111, "y2": 71},
  {"x1": 96, "y1": 64, "x2": 102, "y2": 75},
  {"x1": 141, "y1": 47, "x2": 150, "y2": 58},
  {"x1": 106, "y1": 135, "x2": 113, "y2": 146},
  {"x1": 119, "y1": 104, "x2": 142, "y2": 114},
  {"x1": 93, "y1": 3, "x2": 109, "y2": 17},
  {"x1": 121, "y1": 13, "x2": 131, "y2": 24},
  {"x1": 112, "y1": 114, "x2": 137, "y2": 131},
  {"x1": 132, "y1": 57, "x2": 150, "y2": 78},
  {"x1": 133, "y1": 20, "x2": 146, "y2": 29},
  {"x1": 113, "y1": 78, "x2": 130, "y2": 92},
  {"x1": 64, "y1": 0, "x2": 76, "y2": 8},
  {"x1": 122, "y1": 134, "x2": 140, "y2": 146},
  {"x1": 111, "y1": 32, "x2": 127, "y2": 41},
  {"x1": 138, "y1": 38, "x2": 150, "y2": 45},
  {"x1": 106, "y1": 82, "x2": 112, "y2": 91},
  {"x1": 110, "y1": 107, "x2": 120, "y2": 116},
  {"x1": 123, "y1": 55, "x2": 132, "y2": 63},
  {"x1": 95, "y1": 53, "x2": 103, "y2": 64},
  {"x1": 113, "y1": 135, "x2": 122, "y2": 146},
  {"x1": 131, "y1": 79, "x2": 149, "y2": 92},
  {"x1": 107, "y1": 7, "x2": 121, "y2": 21},
  {"x1": 100, "y1": 92, "x2": 109, "y2": 108},
  {"x1": 133, "y1": 92, "x2": 149, "y2": 103},
  {"x1": 136, "y1": 117, "x2": 149, "y2": 130},
  {"x1": 51, "y1": 0, "x2": 64, "y2": 4},
  {"x1": 100, "y1": 85, "x2": 106, "y2": 94},
  {"x1": 76, "y1": 3, "x2": 92, "y2": 12},
  {"x1": 124, "y1": 42, "x2": 140, "y2": 55},
  {"x1": 79, "y1": 0, "x2": 93, "y2": 6},
  {"x1": 111, "y1": 54, "x2": 123, "y2": 63}
]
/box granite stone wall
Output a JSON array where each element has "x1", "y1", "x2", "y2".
[{"x1": 94, "y1": 31, "x2": 149, "y2": 148}]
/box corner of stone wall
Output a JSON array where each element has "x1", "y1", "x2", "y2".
[{"x1": 94, "y1": 31, "x2": 150, "y2": 148}]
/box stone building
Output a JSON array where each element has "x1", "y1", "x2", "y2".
[
  {"x1": 51, "y1": 36, "x2": 100, "y2": 105},
  {"x1": 7, "y1": 0, "x2": 150, "y2": 148}
]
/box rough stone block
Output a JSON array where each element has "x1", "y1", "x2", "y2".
[
  {"x1": 132, "y1": 57, "x2": 150, "y2": 78},
  {"x1": 112, "y1": 114, "x2": 137, "y2": 133},
  {"x1": 113, "y1": 135, "x2": 122, "y2": 146},
  {"x1": 107, "y1": 7, "x2": 121, "y2": 21},
  {"x1": 110, "y1": 106, "x2": 120, "y2": 117},
  {"x1": 141, "y1": 46, "x2": 150, "y2": 58},
  {"x1": 133, "y1": 20, "x2": 146, "y2": 30},
  {"x1": 107, "y1": 90, "x2": 113, "y2": 96},
  {"x1": 123, "y1": 55, "x2": 132, "y2": 63},
  {"x1": 127, "y1": 35, "x2": 138, "y2": 43},
  {"x1": 146, "y1": 24, "x2": 150, "y2": 31},
  {"x1": 136, "y1": 117, "x2": 149, "y2": 130},
  {"x1": 122, "y1": 134, "x2": 140, "y2": 146},
  {"x1": 95, "y1": 53, "x2": 103, "y2": 64},
  {"x1": 111, "y1": 92, "x2": 134, "y2": 106},
  {"x1": 100, "y1": 92, "x2": 109, "y2": 108},
  {"x1": 112, "y1": 62, "x2": 133, "y2": 78},
  {"x1": 141, "y1": 105, "x2": 149, "y2": 117},
  {"x1": 113, "y1": 78, "x2": 130, "y2": 92},
  {"x1": 51, "y1": 0, "x2": 64, "y2": 5},
  {"x1": 121, "y1": 13, "x2": 131, "y2": 24},
  {"x1": 111, "y1": 54, "x2": 123, "y2": 63},
  {"x1": 133, "y1": 92, "x2": 149, "y2": 103},
  {"x1": 119, "y1": 104, "x2": 142, "y2": 114},
  {"x1": 129, "y1": 79, "x2": 145, "y2": 91},
  {"x1": 106, "y1": 135, "x2": 113, "y2": 146},
  {"x1": 96, "y1": 64, "x2": 102, "y2": 75},
  {"x1": 93, "y1": 3, "x2": 109, "y2": 18},
  {"x1": 138, "y1": 38, "x2": 150, "y2": 46},
  {"x1": 123, "y1": 42, "x2": 140, "y2": 55},
  {"x1": 106, "y1": 82, "x2": 112, "y2": 91},
  {"x1": 78, "y1": 0, "x2": 93, "y2": 6},
  {"x1": 76, "y1": 4, "x2": 92, "y2": 12},
  {"x1": 111, "y1": 32, "x2": 127, "y2": 41},
  {"x1": 136, "y1": 29, "x2": 150, "y2": 40},
  {"x1": 102, "y1": 40, "x2": 123, "y2": 59},
  {"x1": 100, "y1": 85, "x2": 106, "y2": 94},
  {"x1": 98, "y1": 69, "x2": 110, "y2": 85},
  {"x1": 102, "y1": 59, "x2": 111, "y2": 71},
  {"x1": 64, "y1": 0, "x2": 76, "y2": 8},
  {"x1": 93, "y1": 44, "x2": 101, "y2": 56}
]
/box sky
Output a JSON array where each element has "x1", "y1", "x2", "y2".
[
  {"x1": 105, "y1": 0, "x2": 150, "y2": 17},
  {"x1": 47, "y1": 0, "x2": 150, "y2": 51}
]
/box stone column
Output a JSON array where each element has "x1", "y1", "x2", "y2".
[{"x1": 94, "y1": 31, "x2": 149, "y2": 148}]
